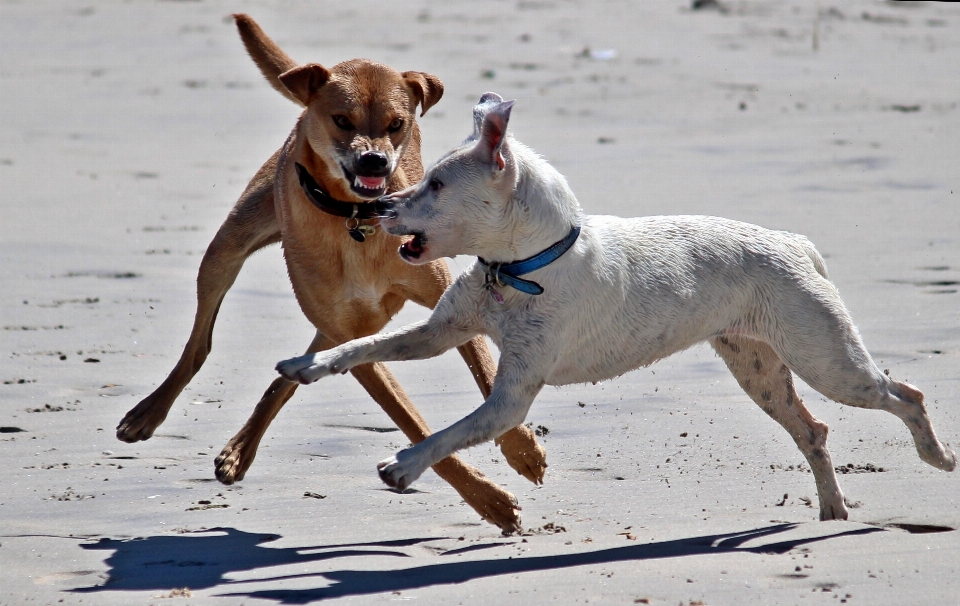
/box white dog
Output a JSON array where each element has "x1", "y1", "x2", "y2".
[{"x1": 277, "y1": 93, "x2": 956, "y2": 521}]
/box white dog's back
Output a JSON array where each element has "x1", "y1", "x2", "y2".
[{"x1": 477, "y1": 214, "x2": 837, "y2": 387}]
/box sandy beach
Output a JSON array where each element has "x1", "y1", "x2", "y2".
[{"x1": 2, "y1": 1, "x2": 959, "y2": 603}]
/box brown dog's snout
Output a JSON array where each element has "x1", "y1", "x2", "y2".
[{"x1": 357, "y1": 151, "x2": 389, "y2": 173}]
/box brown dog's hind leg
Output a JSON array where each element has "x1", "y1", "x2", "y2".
[
  {"x1": 215, "y1": 330, "x2": 330, "y2": 484},
  {"x1": 117, "y1": 153, "x2": 282, "y2": 443},
  {"x1": 711, "y1": 336, "x2": 848, "y2": 521},
  {"x1": 351, "y1": 361, "x2": 522, "y2": 533}
]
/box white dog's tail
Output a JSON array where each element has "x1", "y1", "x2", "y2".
[{"x1": 799, "y1": 236, "x2": 829, "y2": 280}]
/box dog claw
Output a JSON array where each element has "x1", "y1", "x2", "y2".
[
  {"x1": 430, "y1": 455, "x2": 523, "y2": 533},
  {"x1": 386, "y1": 452, "x2": 524, "y2": 533}
]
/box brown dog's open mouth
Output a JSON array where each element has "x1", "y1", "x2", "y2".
[
  {"x1": 341, "y1": 165, "x2": 389, "y2": 199},
  {"x1": 399, "y1": 233, "x2": 426, "y2": 261}
]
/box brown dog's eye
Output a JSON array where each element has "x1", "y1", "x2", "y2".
[
  {"x1": 332, "y1": 115, "x2": 354, "y2": 131},
  {"x1": 387, "y1": 118, "x2": 404, "y2": 133}
]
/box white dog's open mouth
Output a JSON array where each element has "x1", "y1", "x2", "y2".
[{"x1": 399, "y1": 232, "x2": 426, "y2": 261}]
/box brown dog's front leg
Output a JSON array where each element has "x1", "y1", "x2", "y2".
[
  {"x1": 214, "y1": 376, "x2": 300, "y2": 484},
  {"x1": 117, "y1": 154, "x2": 281, "y2": 443},
  {"x1": 456, "y1": 335, "x2": 547, "y2": 485},
  {"x1": 215, "y1": 330, "x2": 331, "y2": 484},
  {"x1": 117, "y1": 243, "x2": 241, "y2": 443},
  {"x1": 351, "y1": 360, "x2": 522, "y2": 533}
]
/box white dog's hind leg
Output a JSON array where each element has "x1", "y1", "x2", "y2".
[
  {"x1": 766, "y1": 287, "x2": 957, "y2": 473},
  {"x1": 711, "y1": 336, "x2": 848, "y2": 521},
  {"x1": 882, "y1": 381, "x2": 956, "y2": 471}
]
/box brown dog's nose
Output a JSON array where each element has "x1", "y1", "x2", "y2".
[{"x1": 358, "y1": 151, "x2": 389, "y2": 172}]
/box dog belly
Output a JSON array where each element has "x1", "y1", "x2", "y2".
[{"x1": 546, "y1": 330, "x2": 706, "y2": 386}]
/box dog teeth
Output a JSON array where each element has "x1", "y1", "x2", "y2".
[{"x1": 355, "y1": 175, "x2": 386, "y2": 190}]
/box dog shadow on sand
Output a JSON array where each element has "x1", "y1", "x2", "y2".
[{"x1": 71, "y1": 523, "x2": 883, "y2": 603}]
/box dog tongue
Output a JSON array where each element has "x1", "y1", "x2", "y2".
[
  {"x1": 357, "y1": 175, "x2": 385, "y2": 190},
  {"x1": 402, "y1": 235, "x2": 424, "y2": 257}
]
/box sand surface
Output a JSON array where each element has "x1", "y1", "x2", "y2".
[{"x1": 2, "y1": 1, "x2": 959, "y2": 604}]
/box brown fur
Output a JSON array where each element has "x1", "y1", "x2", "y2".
[{"x1": 115, "y1": 14, "x2": 546, "y2": 532}]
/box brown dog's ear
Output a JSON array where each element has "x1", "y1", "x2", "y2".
[
  {"x1": 278, "y1": 63, "x2": 331, "y2": 106},
  {"x1": 402, "y1": 72, "x2": 444, "y2": 117}
]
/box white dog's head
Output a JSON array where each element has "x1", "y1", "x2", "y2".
[
  {"x1": 380, "y1": 94, "x2": 581, "y2": 265},
  {"x1": 378, "y1": 94, "x2": 526, "y2": 264}
]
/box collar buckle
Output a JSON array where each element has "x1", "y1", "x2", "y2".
[{"x1": 478, "y1": 224, "x2": 581, "y2": 297}]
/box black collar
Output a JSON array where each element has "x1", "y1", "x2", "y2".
[{"x1": 294, "y1": 162, "x2": 387, "y2": 220}]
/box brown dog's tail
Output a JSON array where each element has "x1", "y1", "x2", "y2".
[{"x1": 233, "y1": 14, "x2": 303, "y2": 107}]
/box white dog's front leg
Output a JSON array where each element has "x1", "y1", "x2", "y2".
[
  {"x1": 275, "y1": 347, "x2": 360, "y2": 385},
  {"x1": 377, "y1": 357, "x2": 544, "y2": 491},
  {"x1": 276, "y1": 318, "x2": 478, "y2": 385}
]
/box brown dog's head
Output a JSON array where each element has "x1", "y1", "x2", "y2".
[{"x1": 278, "y1": 60, "x2": 443, "y2": 201}]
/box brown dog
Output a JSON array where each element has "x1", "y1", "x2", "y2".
[{"x1": 115, "y1": 14, "x2": 546, "y2": 532}]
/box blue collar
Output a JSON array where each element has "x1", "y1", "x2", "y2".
[{"x1": 478, "y1": 225, "x2": 581, "y2": 296}]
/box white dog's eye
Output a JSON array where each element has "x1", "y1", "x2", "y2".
[{"x1": 429, "y1": 178, "x2": 443, "y2": 192}]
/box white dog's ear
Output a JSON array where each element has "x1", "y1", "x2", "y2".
[
  {"x1": 473, "y1": 99, "x2": 515, "y2": 171},
  {"x1": 469, "y1": 92, "x2": 504, "y2": 140}
]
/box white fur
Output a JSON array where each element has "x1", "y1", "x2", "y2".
[{"x1": 277, "y1": 96, "x2": 955, "y2": 521}]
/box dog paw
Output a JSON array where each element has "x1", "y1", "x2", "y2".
[
  {"x1": 275, "y1": 353, "x2": 341, "y2": 384},
  {"x1": 215, "y1": 435, "x2": 257, "y2": 485},
  {"x1": 496, "y1": 425, "x2": 548, "y2": 485},
  {"x1": 377, "y1": 451, "x2": 424, "y2": 492},
  {"x1": 116, "y1": 395, "x2": 168, "y2": 443},
  {"x1": 920, "y1": 442, "x2": 957, "y2": 472},
  {"x1": 454, "y1": 471, "x2": 523, "y2": 534},
  {"x1": 943, "y1": 446, "x2": 958, "y2": 472},
  {"x1": 818, "y1": 494, "x2": 849, "y2": 521}
]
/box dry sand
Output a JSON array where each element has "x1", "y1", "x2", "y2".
[{"x1": 2, "y1": 1, "x2": 959, "y2": 604}]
